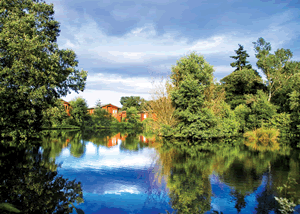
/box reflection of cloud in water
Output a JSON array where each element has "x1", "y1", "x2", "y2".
[
  {"x1": 61, "y1": 148, "x2": 70, "y2": 157},
  {"x1": 57, "y1": 141, "x2": 157, "y2": 170},
  {"x1": 104, "y1": 185, "x2": 140, "y2": 195}
]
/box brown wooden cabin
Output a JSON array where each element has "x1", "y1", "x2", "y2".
[
  {"x1": 87, "y1": 104, "x2": 123, "y2": 121},
  {"x1": 85, "y1": 102, "x2": 157, "y2": 123}
]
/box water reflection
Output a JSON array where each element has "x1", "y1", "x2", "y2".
[
  {"x1": 40, "y1": 131, "x2": 300, "y2": 214},
  {"x1": 0, "y1": 142, "x2": 83, "y2": 214},
  {"x1": 157, "y1": 138, "x2": 300, "y2": 214},
  {"x1": 41, "y1": 130, "x2": 169, "y2": 213}
]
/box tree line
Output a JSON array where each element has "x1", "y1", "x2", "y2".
[
  {"x1": 42, "y1": 96, "x2": 146, "y2": 130},
  {"x1": 145, "y1": 39, "x2": 300, "y2": 147}
]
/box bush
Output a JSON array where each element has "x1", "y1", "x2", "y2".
[{"x1": 244, "y1": 127, "x2": 280, "y2": 152}]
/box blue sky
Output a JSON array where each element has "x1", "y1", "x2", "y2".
[{"x1": 47, "y1": 0, "x2": 300, "y2": 107}]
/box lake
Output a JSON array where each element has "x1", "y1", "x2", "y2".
[{"x1": 31, "y1": 130, "x2": 300, "y2": 213}]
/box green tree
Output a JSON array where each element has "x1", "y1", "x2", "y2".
[
  {"x1": 230, "y1": 44, "x2": 252, "y2": 71},
  {"x1": 253, "y1": 37, "x2": 297, "y2": 102},
  {"x1": 123, "y1": 106, "x2": 142, "y2": 129},
  {"x1": 120, "y1": 96, "x2": 146, "y2": 111},
  {"x1": 95, "y1": 99, "x2": 101, "y2": 108},
  {"x1": 167, "y1": 52, "x2": 239, "y2": 139},
  {"x1": 69, "y1": 97, "x2": 89, "y2": 128},
  {"x1": 221, "y1": 68, "x2": 266, "y2": 109},
  {"x1": 86, "y1": 108, "x2": 113, "y2": 129},
  {"x1": 0, "y1": 0, "x2": 87, "y2": 143},
  {"x1": 42, "y1": 99, "x2": 71, "y2": 128},
  {"x1": 245, "y1": 90, "x2": 278, "y2": 129}
]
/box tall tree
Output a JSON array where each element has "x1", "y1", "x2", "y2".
[
  {"x1": 168, "y1": 52, "x2": 239, "y2": 139},
  {"x1": 230, "y1": 44, "x2": 252, "y2": 71},
  {"x1": 0, "y1": 0, "x2": 87, "y2": 143},
  {"x1": 253, "y1": 37, "x2": 296, "y2": 102}
]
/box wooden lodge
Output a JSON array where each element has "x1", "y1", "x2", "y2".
[{"x1": 62, "y1": 100, "x2": 156, "y2": 122}]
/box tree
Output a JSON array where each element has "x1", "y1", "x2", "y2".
[
  {"x1": 95, "y1": 99, "x2": 101, "y2": 108},
  {"x1": 120, "y1": 96, "x2": 146, "y2": 111},
  {"x1": 69, "y1": 97, "x2": 89, "y2": 128},
  {"x1": 123, "y1": 106, "x2": 142, "y2": 129},
  {"x1": 42, "y1": 99, "x2": 70, "y2": 128},
  {"x1": 230, "y1": 44, "x2": 252, "y2": 71},
  {"x1": 221, "y1": 68, "x2": 266, "y2": 109},
  {"x1": 167, "y1": 52, "x2": 239, "y2": 139},
  {"x1": 0, "y1": 0, "x2": 87, "y2": 143},
  {"x1": 253, "y1": 37, "x2": 297, "y2": 102}
]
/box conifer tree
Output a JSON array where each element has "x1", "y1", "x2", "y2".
[{"x1": 230, "y1": 44, "x2": 252, "y2": 71}]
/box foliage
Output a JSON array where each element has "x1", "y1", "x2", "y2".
[
  {"x1": 234, "y1": 104, "x2": 251, "y2": 132},
  {"x1": 69, "y1": 97, "x2": 89, "y2": 128},
  {"x1": 120, "y1": 96, "x2": 146, "y2": 111},
  {"x1": 0, "y1": 0, "x2": 87, "y2": 143},
  {"x1": 221, "y1": 68, "x2": 266, "y2": 109},
  {"x1": 245, "y1": 90, "x2": 278, "y2": 130},
  {"x1": 85, "y1": 107, "x2": 113, "y2": 129},
  {"x1": 42, "y1": 99, "x2": 73, "y2": 128},
  {"x1": 145, "y1": 76, "x2": 177, "y2": 135},
  {"x1": 121, "y1": 106, "x2": 143, "y2": 130},
  {"x1": 0, "y1": 143, "x2": 84, "y2": 214},
  {"x1": 275, "y1": 176, "x2": 299, "y2": 214},
  {"x1": 274, "y1": 197, "x2": 296, "y2": 214},
  {"x1": 165, "y1": 52, "x2": 239, "y2": 140},
  {"x1": 244, "y1": 127, "x2": 280, "y2": 152},
  {"x1": 0, "y1": 203, "x2": 21, "y2": 213},
  {"x1": 267, "y1": 113, "x2": 291, "y2": 136},
  {"x1": 230, "y1": 44, "x2": 252, "y2": 71},
  {"x1": 253, "y1": 37, "x2": 297, "y2": 102},
  {"x1": 289, "y1": 90, "x2": 300, "y2": 133}
]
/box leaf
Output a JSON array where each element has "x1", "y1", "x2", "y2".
[
  {"x1": 69, "y1": 202, "x2": 85, "y2": 214},
  {"x1": 0, "y1": 203, "x2": 21, "y2": 213}
]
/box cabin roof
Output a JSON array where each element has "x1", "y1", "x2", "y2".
[{"x1": 101, "y1": 103, "x2": 121, "y2": 109}]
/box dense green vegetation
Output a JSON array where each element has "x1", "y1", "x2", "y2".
[
  {"x1": 144, "y1": 38, "x2": 300, "y2": 148},
  {"x1": 0, "y1": 0, "x2": 87, "y2": 147},
  {"x1": 0, "y1": 0, "x2": 86, "y2": 213},
  {"x1": 120, "y1": 96, "x2": 146, "y2": 111}
]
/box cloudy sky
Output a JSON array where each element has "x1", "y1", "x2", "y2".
[{"x1": 46, "y1": 0, "x2": 300, "y2": 107}]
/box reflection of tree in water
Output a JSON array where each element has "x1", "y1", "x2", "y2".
[
  {"x1": 157, "y1": 137, "x2": 300, "y2": 214},
  {"x1": 157, "y1": 142, "x2": 212, "y2": 214},
  {"x1": 0, "y1": 142, "x2": 83, "y2": 214},
  {"x1": 41, "y1": 130, "x2": 86, "y2": 159},
  {"x1": 120, "y1": 133, "x2": 149, "y2": 152},
  {"x1": 70, "y1": 132, "x2": 85, "y2": 158}
]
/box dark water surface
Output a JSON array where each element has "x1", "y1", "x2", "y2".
[{"x1": 41, "y1": 130, "x2": 300, "y2": 214}]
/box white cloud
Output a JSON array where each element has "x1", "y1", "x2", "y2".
[
  {"x1": 49, "y1": 1, "x2": 299, "y2": 107},
  {"x1": 213, "y1": 65, "x2": 234, "y2": 74}
]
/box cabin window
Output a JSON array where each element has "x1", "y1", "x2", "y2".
[{"x1": 144, "y1": 114, "x2": 147, "y2": 118}]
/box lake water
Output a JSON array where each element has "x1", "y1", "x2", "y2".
[{"x1": 41, "y1": 130, "x2": 300, "y2": 214}]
